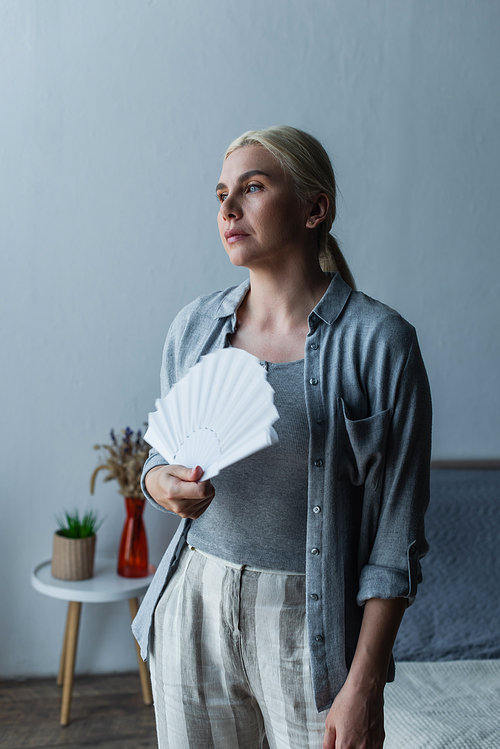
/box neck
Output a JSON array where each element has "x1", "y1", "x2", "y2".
[{"x1": 241, "y1": 261, "x2": 330, "y2": 334}]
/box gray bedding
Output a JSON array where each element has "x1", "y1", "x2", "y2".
[
  {"x1": 393, "y1": 469, "x2": 500, "y2": 662},
  {"x1": 384, "y1": 660, "x2": 500, "y2": 748}
]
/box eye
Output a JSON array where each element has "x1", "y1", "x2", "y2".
[
  {"x1": 217, "y1": 192, "x2": 228, "y2": 203},
  {"x1": 247, "y1": 184, "x2": 261, "y2": 194}
]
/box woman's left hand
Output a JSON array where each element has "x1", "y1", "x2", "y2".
[
  {"x1": 322, "y1": 679, "x2": 385, "y2": 749},
  {"x1": 321, "y1": 597, "x2": 406, "y2": 748}
]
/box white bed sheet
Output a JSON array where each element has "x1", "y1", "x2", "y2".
[{"x1": 384, "y1": 660, "x2": 500, "y2": 748}]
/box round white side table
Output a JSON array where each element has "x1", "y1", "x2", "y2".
[{"x1": 31, "y1": 556, "x2": 156, "y2": 725}]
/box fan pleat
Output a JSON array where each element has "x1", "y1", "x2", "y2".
[
  {"x1": 217, "y1": 426, "x2": 278, "y2": 473},
  {"x1": 145, "y1": 347, "x2": 279, "y2": 479}
]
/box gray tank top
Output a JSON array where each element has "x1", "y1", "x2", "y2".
[{"x1": 187, "y1": 358, "x2": 309, "y2": 573}]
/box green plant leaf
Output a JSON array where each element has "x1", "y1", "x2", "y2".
[{"x1": 55, "y1": 508, "x2": 104, "y2": 538}]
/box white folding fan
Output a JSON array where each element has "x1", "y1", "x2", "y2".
[{"x1": 144, "y1": 347, "x2": 279, "y2": 480}]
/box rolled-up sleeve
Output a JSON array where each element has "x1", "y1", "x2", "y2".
[
  {"x1": 357, "y1": 331, "x2": 432, "y2": 606},
  {"x1": 141, "y1": 448, "x2": 170, "y2": 510}
]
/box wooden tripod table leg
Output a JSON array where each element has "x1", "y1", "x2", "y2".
[
  {"x1": 57, "y1": 603, "x2": 72, "y2": 686},
  {"x1": 128, "y1": 598, "x2": 153, "y2": 705},
  {"x1": 60, "y1": 601, "x2": 82, "y2": 726}
]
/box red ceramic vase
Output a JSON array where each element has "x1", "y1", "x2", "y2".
[{"x1": 117, "y1": 496, "x2": 149, "y2": 577}]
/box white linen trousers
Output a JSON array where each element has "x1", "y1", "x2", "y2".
[{"x1": 149, "y1": 543, "x2": 327, "y2": 749}]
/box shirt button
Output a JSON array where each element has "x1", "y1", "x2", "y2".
[
  {"x1": 410, "y1": 545, "x2": 417, "y2": 555},
  {"x1": 310, "y1": 593, "x2": 319, "y2": 601},
  {"x1": 314, "y1": 459, "x2": 323, "y2": 467},
  {"x1": 313, "y1": 506, "x2": 321, "y2": 514},
  {"x1": 310, "y1": 343, "x2": 319, "y2": 350},
  {"x1": 309, "y1": 378, "x2": 318, "y2": 386},
  {"x1": 311, "y1": 548, "x2": 320, "y2": 555},
  {"x1": 315, "y1": 635, "x2": 324, "y2": 643},
  {"x1": 316, "y1": 418, "x2": 324, "y2": 425}
]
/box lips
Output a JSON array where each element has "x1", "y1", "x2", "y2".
[{"x1": 224, "y1": 229, "x2": 250, "y2": 243}]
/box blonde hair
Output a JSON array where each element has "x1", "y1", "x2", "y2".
[{"x1": 224, "y1": 125, "x2": 355, "y2": 289}]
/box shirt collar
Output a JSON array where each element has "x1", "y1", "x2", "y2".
[
  {"x1": 214, "y1": 272, "x2": 352, "y2": 325},
  {"x1": 311, "y1": 272, "x2": 352, "y2": 325},
  {"x1": 214, "y1": 278, "x2": 251, "y2": 319}
]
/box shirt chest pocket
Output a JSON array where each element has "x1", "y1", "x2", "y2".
[{"x1": 336, "y1": 397, "x2": 393, "y2": 489}]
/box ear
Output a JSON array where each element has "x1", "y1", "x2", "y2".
[{"x1": 306, "y1": 193, "x2": 329, "y2": 229}]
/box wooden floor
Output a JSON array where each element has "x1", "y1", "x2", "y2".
[{"x1": 0, "y1": 672, "x2": 157, "y2": 749}]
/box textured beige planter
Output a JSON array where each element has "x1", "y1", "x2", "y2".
[{"x1": 51, "y1": 532, "x2": 96, "y2": 581}]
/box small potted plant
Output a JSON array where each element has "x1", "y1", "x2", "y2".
[
  {"x1": 52, "y1": 509, "x2": 103, "y2": 581},
  {"x1": 90, "y1": 427, "x2": 150, "y2": 578}
]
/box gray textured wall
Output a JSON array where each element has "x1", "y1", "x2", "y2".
[{"x1": 1, "y1": 0, "x2": 499, "y2": 677}]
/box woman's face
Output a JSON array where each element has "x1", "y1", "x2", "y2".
[{"x1": 216, "y1": 145, "x2": 309, "y2": 270}]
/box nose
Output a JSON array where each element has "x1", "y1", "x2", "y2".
[{"x1": 219, "y1": 192, "x2": 241, "y2": 222}]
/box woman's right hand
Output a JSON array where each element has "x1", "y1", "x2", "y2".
[{"x1": 144, "y1": 464, "x2": 215, "y2": 519}]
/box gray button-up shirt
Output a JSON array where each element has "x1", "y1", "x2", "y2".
[{"x1": 132, "y1": 273, "x2": 432, "y2": 712}]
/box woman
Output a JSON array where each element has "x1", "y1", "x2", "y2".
[{"x1": 133, "y1": 126, "x2": 432, "y2": 749}]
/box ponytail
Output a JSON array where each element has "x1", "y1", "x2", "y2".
[{"x1": 320, "y1": 234, "x2": 356, "y2": 290}]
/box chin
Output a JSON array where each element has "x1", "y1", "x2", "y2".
[
  {"x1": 227, "y1": 255, "x2": 250, "y2": 269},
  {"x1": 224, "y1": 245, "x2": 253, "y2": 268}
]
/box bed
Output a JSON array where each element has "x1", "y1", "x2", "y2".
[{"x1": 384, "y1": 468, "x2": 500, "y2": 748}]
